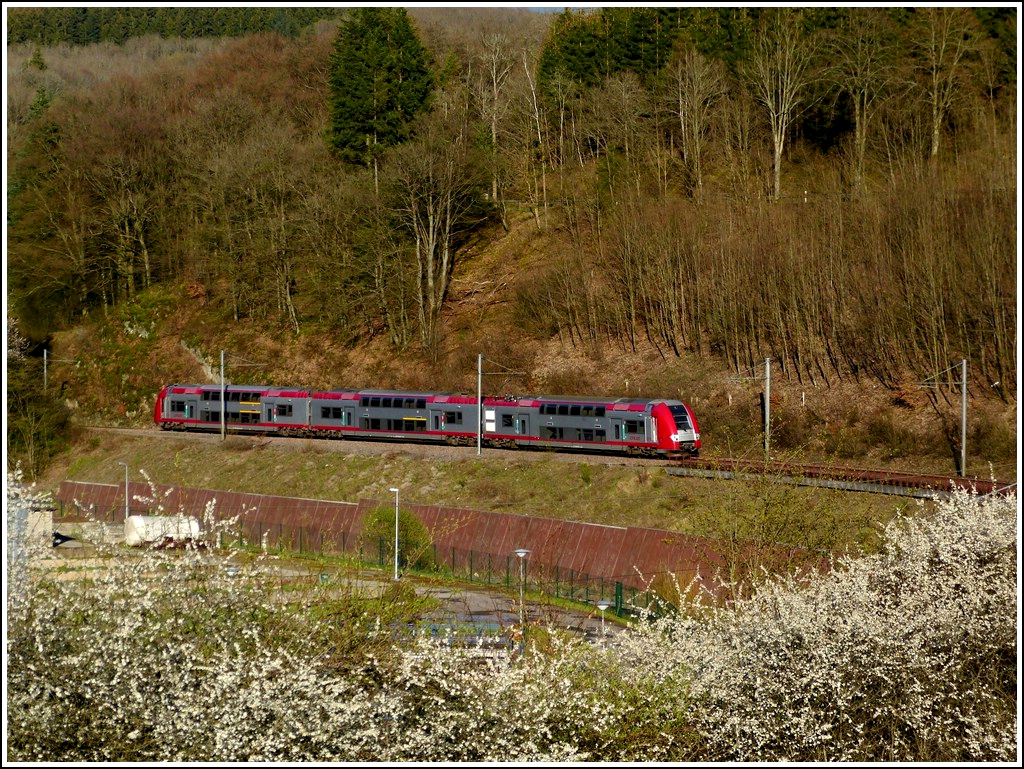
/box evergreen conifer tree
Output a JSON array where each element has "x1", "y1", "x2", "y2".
[{"x1": 327, "y1": 8, "x2": 433, "y2": 188}]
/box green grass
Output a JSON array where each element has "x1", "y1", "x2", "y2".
[{"x1": 44, "y1": 429, "x2": 916, "y2": 556}]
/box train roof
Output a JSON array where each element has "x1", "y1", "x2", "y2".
[{"x1": 164, "y1": 384, "x2": 689, "y2": 408}]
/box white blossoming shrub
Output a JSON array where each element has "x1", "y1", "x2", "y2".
[
  {"x1": 7, "y1": 474, "x2": 1016, "y2": 762},
  {"x1": 617, "y1": 488, "x2": 1018, "y2": 761}
]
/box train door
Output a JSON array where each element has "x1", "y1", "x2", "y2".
[
  {"x1": 516, "y1": 413, "x2": 530, "y2": 436},
  {"x1": 610, "y1": 417, "x2": 624, "y2": 442}
]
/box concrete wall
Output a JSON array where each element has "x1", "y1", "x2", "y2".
[{"x1": 55, "y1": 480, "x2": 818, "y2": 594}]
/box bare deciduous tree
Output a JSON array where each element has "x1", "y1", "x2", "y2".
[
  {"x1": 745, "y1": 8, "x2": 820, "y2": 201},
  {"x1": 386, "y1": 98, "x2": 487, "y2": 358},
  {"x1": 521, "y1": 50, "x2": 549, "y2": 228},
  {"x1": 912, "y1": 7, "x2": 980, "y2": 160},
  {"x1": 474, "y1": 34, "x2": 515, "y2": 212},
  {"x1": 663, "y1": 42, "x2": 727, "y2": 199},
  {"x1": 828, "y1": 9, "x2": 895, "y2": 194}
]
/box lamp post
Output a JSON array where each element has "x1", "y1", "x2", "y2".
[
  {"x1": 117, "y1": 461, "x2": 130, "y2": 521},
  {"x1": 389, "y1": 487, "x2": 400, "y2": 580},
  {"x1": 596, "y1": 599, "x2": 612, "y2": 647},
  {"x1": 513, "y1": 548, "x2": 530, "y2": 641}
]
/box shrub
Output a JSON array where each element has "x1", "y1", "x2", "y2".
[
  {"x1": 866, "y1": 410, "x2": 918, "y2": 459},
  {"x1": 359, "y1": 503, "x2": 436, "y2": 572},
  {"x1": 618, "y1": 488, "x2": 1018, "y2": 761},
  {"x1": 8, "y1": 473, "x2": 1015, "y2": 762}
]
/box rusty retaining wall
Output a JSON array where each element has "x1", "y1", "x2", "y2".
[{"x1": 55, "y1": 480, "x2": 802, "y2": 594}]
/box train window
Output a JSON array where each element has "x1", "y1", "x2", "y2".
[
  {"x1": 670, "y1": 405, "x2": 691, "y2": 430},
  {"x1": 445, "y1": 410, "x2": 463, "y2": 425},
  {"x1": 170, "y1": 400, "x2": 186, "y2": 412},
  {"x1": 382, "y1": 398, "x2": 392, "y2": 408},
  {"x1": 596, "y1": 407, "x2": 606, "y2": 417},
  {"x1": 502, "y1": 414, "x2": 514, "y2": 428},
  {"x1": 542, "y1": 426, "x2": 560, "y2": 440},
  {"x1": 580, "y1": 406, "x2": 593, "y2": 417},
  {"x1": 370, "y1": 397, "x2": 381, "y2": 408},
  {"x1": 596, "y1": 429, "x2": 606, "y2": 442},
  {"x1": 202, "y1": 391, "x2": 221, "y2": 401},
  {"x1": 416, "y1": 398, "x2": 426, "y2": 409},
  {"x1": 625, "y1": 420, "x2": 642, "y2": 435},
  {"x1": 541, "y1": 405, "x2": 554, "y2": 415},
  {"x1": 570, "y1": 405, "x2": 580, "y2": 417},
  {"x1": 558, "y1": 405, "x2": 569, "y2": 416},
  {"x1": 360, "y1": 397, "x2": 370, "y2": 407},
  {"x1": 276, "y1": 404, "x2": 293, "y2": 417},
  {"x1": 581, "y1": 429, "x2": 593, "y2": 441}
]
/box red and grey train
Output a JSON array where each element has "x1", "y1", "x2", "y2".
[{"x1": 154, "y1": 384, "x2": 701, "y2": 457}]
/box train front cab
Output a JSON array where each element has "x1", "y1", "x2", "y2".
[{"x1": 650, "y1": 400, "x2": 701, "y2": 456}]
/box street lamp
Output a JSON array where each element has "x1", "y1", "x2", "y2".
[
  {"x1": 389, "y1": 488, "x2": 400, "y2": 580},
  {"x1": 513, "y1": 548, "x2": 530, "y2": 636},
  {"x1": 117, "y1": 461, "x2": 129, "y2": 521},
  {"x1": 596, "y1": 599, "x2": 612, "y2": 646}
]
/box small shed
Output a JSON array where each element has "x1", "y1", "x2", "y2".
[{"x1": 124, "y1": 515, "x2": 200, "y2": 547}]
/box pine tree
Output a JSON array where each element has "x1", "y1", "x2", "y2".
[{"x1": 327, "y1": 8, "x2": 433, "y2": 190}]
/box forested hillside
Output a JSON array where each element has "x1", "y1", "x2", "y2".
[
  {"x1": 5, "y1": 7, "x2": 1017, "y2": 478},
  {"x1": 6, "y1": 6, "x2": 346, "y2": 45}
]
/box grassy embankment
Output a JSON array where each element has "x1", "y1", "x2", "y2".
[{"x1": 42, "y1": 428, "x2": 914, "y2": 557}]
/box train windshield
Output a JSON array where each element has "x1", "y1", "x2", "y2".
[{"x1": 668, "y1": 405, "x2": 691, "y2": 431}]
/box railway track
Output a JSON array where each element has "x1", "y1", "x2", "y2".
[
  {"x1": 668, "y1": 456, "x2": 1014, "y2": 499},
  {"x1": 94, "y1": 426, "x2": 1014, "y2": 498}
]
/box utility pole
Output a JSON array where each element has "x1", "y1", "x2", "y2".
[
  {"x1": 43, "y1": 349, "x2": 74, "y2": 392},
  {"x1": 764, "y1": 358, "x2": 771, "y2": 459},
  {"x1": 477, "y1": 353, "x2": 483, "y2": 455},
  {"x1": 476, "y1": 354, "x2": 526, "y2": 456},
  {"x1": 961, "y1": 359, "x2": 967, "y2": 477},
  {"x1": 221, "y1": 350, "x2": 226, "y2": 441},
  {"x1": 219, "y1": 350, "x2": 264, "y2": 441}
]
